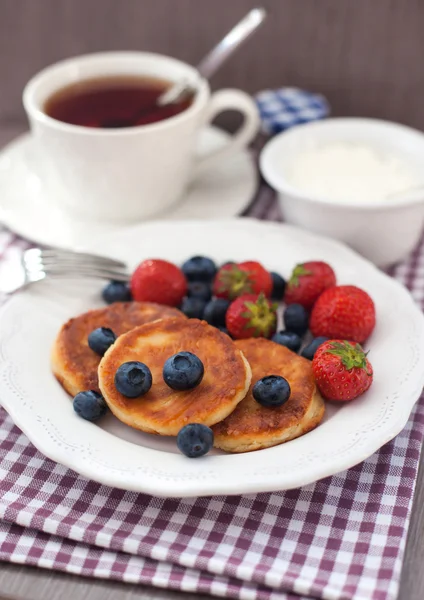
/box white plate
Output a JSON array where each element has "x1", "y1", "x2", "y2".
[
  {"x1": 1, "y1": 218, "x2": 423, "y2": 498},
  {"x1": 0, "y1": 128, "x2": 257, "y2": 249}
]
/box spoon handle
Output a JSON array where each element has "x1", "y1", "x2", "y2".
[
  {"x1": 197, "y1": 8, "x2": 267, "y2": 80},
  {"x1": 158, "y1": 8, "x2": 266, "y2": 106}
]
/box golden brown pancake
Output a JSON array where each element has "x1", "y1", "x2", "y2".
[
  {"x1": 213, "y1": 338, "x2": 325, "y2": 453},
  {"x1": 98, "y1": 318, "x2": 251, "y2": 436},
  {"x1": 52, "y1": 302, "x2": 185, "y2": 396}
]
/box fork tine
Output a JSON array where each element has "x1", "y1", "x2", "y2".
[
  {"x1": 28, "y1": 266, "x2": 130, "y2": 282},
  {"x1": 31, "y1": 262, "x2": 129, "y2": 279},
  {"x1": 24, "y1": 248, "x2": 127, "y2": 269}
]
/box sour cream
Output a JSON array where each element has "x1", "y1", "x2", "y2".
[{"x1": 285, "y1": 141, "x2": 422, "y2": 204}]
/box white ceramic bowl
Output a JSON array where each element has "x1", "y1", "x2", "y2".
[{"x1": 260, "y1": 118, "x2": 424, "y2": 266}]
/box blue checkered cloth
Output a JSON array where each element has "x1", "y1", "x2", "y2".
[{"x1": 255, "y1": 87, "x2": 330, "y2": 135}]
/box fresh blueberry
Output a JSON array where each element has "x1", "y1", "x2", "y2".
[
  {"x1": 253, "y1": 376, "x2": 291, "y2": 407},
  {"x1": 163, "y1": 351, "x2": 204, "y2": 391},
  {"x1": 187, "y1": 281, "x2": 212, "y2": 302},
  {"x1": 272, "y1": 330, "x2": 302, "y2": 352},
  {"x1": 177, "y1": 423, "x2": 214, "y2": 458},
  {"x1": 203, "y1": 298, "x2": 230, "y2": 327},
  {"x1": 270, "y1": 272, "x2": 286, "y2": 300},
  {"x1": 102, "y1": 281, "x2": 132, "y2": 304},
  {"x1": 180, "y1": 297, "x2": 207, "y2": 319},
  {"x1": 301, "y1": 336, "x2": 329, "y2": 360},
  {"x1": 73, "y1": 390, "x2": 107, "y2": 421},
  {"x1": 283, "y1": 303, "x2": 309, "y2": 336},
  {"x1": 88, "y1": 327, "x2": 116, "y2": 356},
  {"x1": 114, "y1": 361, "x2": 152, "y2": 398},
  {"x1": 182, "y1": 256, "x2": 217, "y2": 282}
]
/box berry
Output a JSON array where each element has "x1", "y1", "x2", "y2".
[
  {"x1": 272, "y1": 331, "x2": 301, "y2": 352},
  {"x1": 252, "y1": 376, "x2": 291, "y2": 407},
  {"x1": 301, "y1": 336, "x2": 329, "y2": 360},
  {"x1": 187, "y1": 281, "x2": 212, "y2": 302},
  {"x1": 102, "y1": 281, "x2": 132, "y2": 304},
  {"x1": 310, "y1": 285, "x2": 376, "y2": 344},
  {"x1": 114, "y1": 361, "x2": 152, "y2": 398},
  {"x1": 88, "y1": 327, "x2": 116, "y2": 356},
  {"x1": 163, "y1": 352, "x2": 204, "y2": 391},
  {"x1": 283, "y1": 303, "x2": 309, "y2": 336},
  {"x1": 312, "y1": 340, "x2": 373, "y2": 401},
  {"x1": 203, "y1": 298, "x2": 230, "y2": 327},
  {"x1": 180, "y1": 297, "x2": 206, "y2": 319},
  {"x1": 177, "y1": 423, "x2": 214, "y2": 458},
  {"x1": 226, "y1": 293, "x2": 277, "y2": 340},
  {"x1": 131, "y1": 259, "x2": 187, "y2": 306},
  {"x1": 73, "y1": 390, "x2": 107, "y2": 421},
  {"x1": 270, "y1": 272, "x2": 286, "y2": 300},
  {"x1": 181, "y1": 256, "x2": 217, "y2": 282},
  {"x1": 285, "y1": 261, "x2": 336, "y2": 310},
  {"x1": 213, "y1": 261, "x2": 272, "y2": 300}
]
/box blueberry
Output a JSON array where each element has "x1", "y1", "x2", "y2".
[
  {"x1": 182, "y1": 256, "x2": 217, "y2": 282},
  {"x1": 270, "y1": 272, "x2": 286, "y2": 300},
  {"x1": 88, "y1": 327, "x2": 116, "y2": 356},
  {"x1": 163, "y1": 351, "x2": 204, "y2": 390},
  {"x1": 253, "y1": 375, "x2": 291, "y2": 407},
  {"x1": 203, "y1": 298, "x2": 230, "y2": 327},
  {"x1": 102, "y1": 281, "x2": 132, "y2": 304},
  {"x1": 301, "y1": 336, "x2": 329, "y2": 360},
  {"x1": 180, "y1": 297, "x2": 207, "y2": 319},
  {"x1": 177, "y1": 423, "x2": 214, "y2": 458},
  {"x1": 73, "y1": 390, "x2": 107, "y2": 421},
  {"x1": 114, "y1": 361, "x2": 152, "y2": 398},
  {"x1": 283, "y1": 303, "x2": 309, "y2": 336},
  {"x1": 272, "y1": 330, "x2": 302, "y2": 352},
  {"x1": 187, "y1": 281, "x2": 212, "y2": 302}
]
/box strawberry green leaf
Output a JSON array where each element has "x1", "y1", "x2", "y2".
[
  {"x1": 289, "y1": 264, "x2": 313, "y2": 287},
  {"x1": 324, "y1": 341, "x2": 371, "y2": 373}
]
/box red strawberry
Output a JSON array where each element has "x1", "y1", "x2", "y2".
[
  {"x1": 310, "y1": 285, "x2": 375, "y2": 344},
  {"x1": 284, "y1": 261, "x2": 336, "y2": 310},
  {"x1": 213, "y1": 261, "x2": 272, "y2": 300},
  {"x1": 226, "y1": 293, "x2": 277, "y2": 339},
  {"x1": 312, "y1": 340, "x2": 373, "y2": 401},
  {"x1": 131, "y1": 259, "x2": 187, "y2": 306}
]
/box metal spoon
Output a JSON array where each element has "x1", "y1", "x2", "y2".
[{"x1": 158, "y1": 7, "x2": 267, "y2": 106}]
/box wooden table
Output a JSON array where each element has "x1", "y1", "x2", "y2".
[{"x1": 0, "y1": 123, "x2": 423, "y2": 600}]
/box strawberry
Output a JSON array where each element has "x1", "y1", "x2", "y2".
[
  {"x1": 284, "y1": 261, "x2": 336, "y2": 310},
  {"x1": 213, "y1": 261, "x2": 272, "y2": 300},
  {"x1": 312, "y1": 340, "x2": 373, "y2": 401},
  {"x1": 310, "y1": 285, "x2": 375, "y2": 344},
  {"x1": 226, "y1": 293, "x2": 277, "y2": 339},
  {"x1": 131, "y1": 259, "x2": 187, "y2": 306}
]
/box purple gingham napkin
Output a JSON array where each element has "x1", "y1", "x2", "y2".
[{"x1": 0, "y1": 216, "x2": 424, "y2": 600}]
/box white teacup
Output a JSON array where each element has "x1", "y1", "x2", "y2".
[{"x1": 23, "y1": 51, "x2": 260, "y2": 223}]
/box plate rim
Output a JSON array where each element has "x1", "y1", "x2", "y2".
[{"x1": 1, "y1": 217, "x2": 424, "y2": 497}]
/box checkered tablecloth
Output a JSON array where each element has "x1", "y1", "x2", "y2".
[{"x1": 1, "y1": 199, "x2": 424, "y2": 600}]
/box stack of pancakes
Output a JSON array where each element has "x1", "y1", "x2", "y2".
[{"x1": 52, "y1": 302, "x2": 325, "y2": 453}]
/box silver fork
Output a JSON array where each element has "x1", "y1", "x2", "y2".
[{"x1": 1, "y1": 247, "x2": 130, "y2": 295}]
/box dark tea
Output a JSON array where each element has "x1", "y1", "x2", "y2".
[{"x1": 43, "y1": 75, "x2": 194, "y2": 128}]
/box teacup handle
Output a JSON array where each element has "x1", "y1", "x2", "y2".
[{"x1": 196, "y1": 89, "x2": 260, "y2": 171}]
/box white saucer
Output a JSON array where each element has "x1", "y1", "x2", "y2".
[{"x1": 0, "y1": 127, "x2": 257, "y2": 249}]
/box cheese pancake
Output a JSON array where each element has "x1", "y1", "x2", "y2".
[
  {"x1": 98, "y1": 318, "x2": 251, "y2": 436},
  {"x1": 52, "y1": 302, "x2": 185, "y2": 396},
  {"x1": 213, "y1": 338, "x2": 325, "y2": 453}
]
